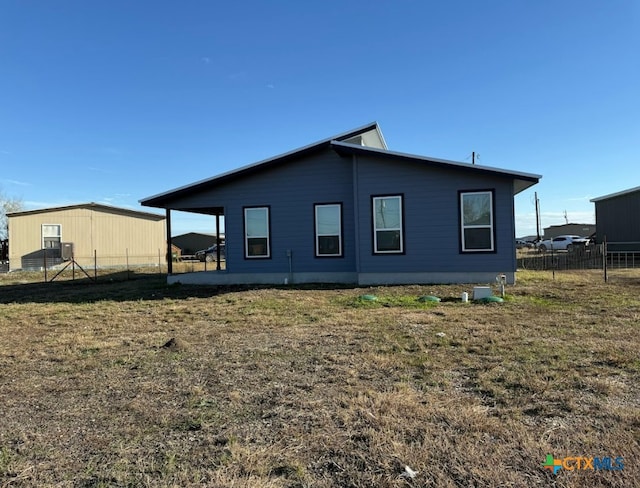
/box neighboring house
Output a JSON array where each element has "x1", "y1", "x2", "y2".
[
  {"x1": 172, "y1": 232, "x2": 225, "y2": 256},
  {"x1": 591, "y1": 186, "x2": 640, "y2": 251},
  {"x1": 141, "y1": 123, "x2": 541, "y2": 285},
  {"x1": 7, "y1": 203, "x2": 166, "y2": 271},
  {"x1": 543, "y1": 223, "x2": 595, "y2": 239}
]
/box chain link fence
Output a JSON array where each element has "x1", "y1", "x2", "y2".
[
  {"x1": 1, "y1": 248, "x2": 228, "y2": 281},
  {"x1": 4, "y1": 249, "x2": 167, "y2": 281}
]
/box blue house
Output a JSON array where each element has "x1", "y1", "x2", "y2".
[{"x1": 140, "y1": 123, "x2": 540, "y2": 285}]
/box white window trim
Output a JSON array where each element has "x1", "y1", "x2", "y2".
[
  {"x1": 244, "y1": 207, "x2": 270, "y2": 258},
  {"x1": 42, "y1": 224, "x2": 62, "y2": 250},
  {"x1": 460, "y1": 191, "x2": 494, "y2": 252},
  {"x1": 315, "y1": 203, "x2": 342, "y2": 257},
  {"x1": 373, "y1": 195, "x2": 403, "y2": 254}
]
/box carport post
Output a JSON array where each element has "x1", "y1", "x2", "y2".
[
  {"x1": 216, "y1": 212, "x2": 221, "y2": 271},
  {"x1": 166, "y1": 209, "x2": 173, "y2": 275}
]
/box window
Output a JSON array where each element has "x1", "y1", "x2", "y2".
[
  {"x1": 315, "y1": 204, "x2": 342, "y2": 257},
  {"x1": 42, "y1": 224, "x2": 61, "y2": 250},
  {"x1": 460, "y1": 191, "x2": 494, "y2": 252},
  {"x1": 244, "y1": 207, "x2": 270, "y2": 258},
  {"x1": 373, "y1": 195, "x2": 403, "y2": 253}
]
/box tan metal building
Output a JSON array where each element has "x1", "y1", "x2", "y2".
[{"x1": 7, "y1": 203, "x2": 166, "y2": 271}]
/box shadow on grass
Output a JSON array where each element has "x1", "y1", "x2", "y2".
[{"x1": 0, "y1": 270, "x2": 360, "y2": 304}]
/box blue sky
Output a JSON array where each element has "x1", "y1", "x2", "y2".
[{"x1": 1, "y1": 1, "x2": 638, "y2": 237}]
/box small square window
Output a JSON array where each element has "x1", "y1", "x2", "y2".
[{"x1": 42, "y1": 224, "x2": 61, "y2": 250}]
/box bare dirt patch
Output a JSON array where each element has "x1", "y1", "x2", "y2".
[{"x1": 0, "y1": 269, "x2": 638, "y2": 487}]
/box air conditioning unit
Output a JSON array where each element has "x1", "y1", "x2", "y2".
[{"x1": 61, "y1": 242, "x2": 74, "y2": 260}]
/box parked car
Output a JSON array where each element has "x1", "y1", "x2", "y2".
[
  {"x1": 515, "y1": 239, "x2": 534, "y2": 249},
  {"x1": 537, "y1": 235, "x2": 589, "y2": 252},
  {"x1": 195, "y1": 244, "x2": 225, "y2": 262}
]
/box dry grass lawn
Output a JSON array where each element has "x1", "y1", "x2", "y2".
[{"x1": 0, "y1": 269, "x2": 638, "y2": 487}]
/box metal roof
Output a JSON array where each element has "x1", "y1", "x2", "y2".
[
  {"x1": 8, "y1": 202, "x2": 166, "y2": 221},
  {"x1": 140, "y1": 123, "x2": 383, "y2": 208},
  {"x1": 330, "y1": 141, "x2": 541, "y2": 195},
  {"x1": 590, "y1": 185, "x2": 640, "y2": 202},
  {"x1": 140, "y1": 123, "x2": 541, "y2": 208}
]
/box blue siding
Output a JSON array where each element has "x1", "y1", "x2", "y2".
[
  {"x1": 168, "y1": 150, "x2": 358, "y2": 275},
  {"x1": 166, "y1": 148, "x2": 520, "y2": 277},
  {"x1": 353, "y1": 154, "x2": 517, "y2": 274}
]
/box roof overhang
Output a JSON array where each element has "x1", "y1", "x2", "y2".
[{"x1": 590, "y1": 185, "x2": 640, "y2": 203}]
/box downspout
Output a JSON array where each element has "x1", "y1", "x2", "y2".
[
  {"x1": 352, "y1": 154, "x2": 361, "y2": 278},
  {"x1": 166, "y1": 209, "x2": 172, "y2": 275}
]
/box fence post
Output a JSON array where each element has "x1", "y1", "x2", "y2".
[
  {"x1": 126, "y1": 248, "x2": 130, "y2": 280},
  {"x1": 43, "y1": 248, "x2": 47, "y2": 283},
  {"x1": 603, "y1": 236, "x2": 608, "y2": 283},
  {"x1": 94, "y1": 250, "x2": 97, "y2": 282}
]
